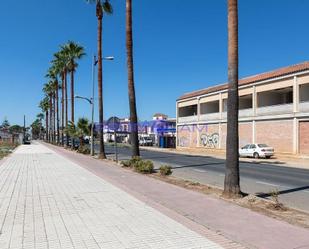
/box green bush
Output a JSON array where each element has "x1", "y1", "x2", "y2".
[
  {"x1": 159, "y1": 165, "x2": 173, "y2": 176},
  {"x1": 121, "y1": 157, "x2": 154, "y2": 174},
  {"x1": 134, "y1": 160, "x2": 154, "y2": 174},
  {"x1": 121, "y1": 156, "x2": 141, "y2": 167},
  {"x1": 77, "y1": 146, "x2": 90, "y2": 154}
]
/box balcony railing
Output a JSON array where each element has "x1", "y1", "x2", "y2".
[
  {"x1": 239, "y1": 108, "x2": 253, "y2": 117},
  {"x1": 178, "y1": 115, "x2": 198, "y2": 123},
  {"x1": 199, "y1": 113, "x2": 220, "y2": 121},
  {"x1": 299, "y1": 101, "x2": 309, "y2": 112},
  {"x1": 256, "y1": 103, "x2": 293, "y2": 116}
]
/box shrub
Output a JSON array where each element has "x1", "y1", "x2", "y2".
[
  {"x1": 121, "y1": 156, "x2": 141, "y2": 168},
  {"x1": 159, "y1": 165, "x2": 173, "y2": 176},
  {"x1": 77, "y1": 146, "x2": 90, "y2": 155},
  {"x1": 134, "y1": 160, "x2": 154, "y2": 174}
]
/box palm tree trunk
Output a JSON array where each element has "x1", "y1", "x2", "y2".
[
  {"x1": 53, "y1": 94, "x2": 56, "y2": 143},
  {"x1": 126, "y1": 0, "x2": 140, "y2": 157},
  {"x1": 49, "y1": 96, "x2": 53, "y2": 143},
  {"x1": 70, "y1": 68, "x2": 75, "y2": 148},
  {"x1": 97, "y1": 3, "x2": 106, "y2": 159},
  {"x1": 46, "y1": 111, "x2": 49, "y2": 141},
  {"x1": 65, "y1": 69, "x2": 69, "y2": 147},
  {"x1": 55, "y1": 80, "x2": 59, "y2": 144},
  {"x1": 224, "y1": 0, "x2": 241, "y2": 197},
  {"x1": 70, "y1": 68, "x2": 75, "y2": 124},
  {"x1": 61, "y1": 73, "x2": 65, "y2": 145}
]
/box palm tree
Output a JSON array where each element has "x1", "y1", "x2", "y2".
[
  {"x1": 61, "y1": 41, "x2": 85, "y2": 125},
  {"x1": 46, "y1": 66, "x2": 60, "y2": 144},
  {"x1": 76, "y1": 117, "x2": 90, "y2": 147},
  {"x1": 126, "y1": 0, "x2": 140, "y2": 157},
  {"x1": 65, "y1": 118, "x2": 90, "y2": 147},
  {"x1": 53, "y1": 50, "x2": 69, "y2": 146},
  {"x1": 43, "y1": 82, "x2": 57, "y2": 143},
  {"x1": 39, "y1": 97, "x2": 50, "y2": 141},
  {"x1": 224, "y1": 0, "x2": 241, "y2": 197},
  {"x1": 36, "y1": 113, "x2": 44, "y2": 140},
  {"x1": 86, "y1": 0, "x2": 113, "y2": 159}
]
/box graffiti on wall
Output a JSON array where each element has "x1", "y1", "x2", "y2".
[
  {"x1": 200, "y1": 133, "x2": 219, "y2": 148},
  {"x1": 178, "y1": 137, "x2": 189, "y2": 147}
]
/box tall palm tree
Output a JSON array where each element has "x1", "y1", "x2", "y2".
[
  {"x1": 53, "y1": 50, "x2": 69, "y2": 146},
  {"x1": 86, "y1": 0, "x2": 113, "y2": 159},
  {"x1": 224, "y1": 0, "x2": 241, "y2": 197},
  {"x1": 43, "y1": 82, "x2": 57, "y2": 143},
  {"x1": 39, "y1": 97, "x2": 50, "y2": 141},
  {"x1": 36, "y1": 113, "x2": 44, "y2": 140},
  {"x1": 126, "y1": 0, "x2": 140, "y2": 157},
  {"x1": 61, "y1": 41, "x2": 85, "y2": 125},
  {"x1": 46, "y1": 66, "x2": 60, "y2": 144}
]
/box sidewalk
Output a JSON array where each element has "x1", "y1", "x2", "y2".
[
  {"x1": 0, "y1": 142, "x2": 241, "y2": 249},
  {"x1": 45, "y1": 143, "x2": 309, "y2": 249}
]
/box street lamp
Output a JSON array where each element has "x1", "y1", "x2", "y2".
[
  {"x1": 75, "y1": 55, "x2": 114, "y2": 156},
  {"x1": 103, "y1": 56, "x2": 114, "y2": 61},
  {"x1": 75, "y1": 95, "x2": 94, "y2": 155}
]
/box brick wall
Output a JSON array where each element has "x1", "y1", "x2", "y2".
[
  {"x1": 299, "y1": 121, "x2": 309, "y2": 155},
  {"x1": 178, "y1": 119, "x2": 298, "y2": 154},
  {"x1": 199, "y1": 124, "x2": 220, "y2": 149},
  {"x1": 256, "y1": 120, "x2": 293, "y2": 153},
  {"x1": 239, "y1": 122, "x2": 253, "y2": 147},
  {"x1": 177, "y1": 125, "x2": 197, "y2": 147},
  {"x1": 220, "y1": 122, "x2": 252, "y2": 150}
]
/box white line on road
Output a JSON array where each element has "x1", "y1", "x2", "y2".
[
  {"x1": 193, "y1": 169, "x2": 207, "y2": 173},
  {"x1": 256, "y1": 181, "x2": 280, "y2": 187}
]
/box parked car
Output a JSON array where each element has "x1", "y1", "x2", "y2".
[
  {"x1": 239, "y1": 144, "x2": 274, "y2": 159},
  {"x1": 139, "y1": 136, "x2": 153, "y2": 146}
]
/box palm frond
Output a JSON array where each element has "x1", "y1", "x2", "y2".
[{"x1": 102, "y1": 1, "x2": 113, "y2": 14}]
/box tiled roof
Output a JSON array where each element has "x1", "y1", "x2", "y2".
[{"x1": 178, "y1": 61, "x2": 309, "y2": 100}]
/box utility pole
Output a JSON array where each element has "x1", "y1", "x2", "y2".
[
  {"x1": 23, "y1": 115, "x2": 26, "y2": 144},
  {"x1": 91, "y1": 55, "x2": 97, "y2": 156}
]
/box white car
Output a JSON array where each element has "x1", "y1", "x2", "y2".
[
  {"x1": 139, "y1": 137, "x2": 153, "y2": 146},
  {"x1": 239, "y1": 144, "x2": 274, "y2": 159}
]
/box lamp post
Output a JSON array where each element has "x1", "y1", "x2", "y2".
[
  {"x1": 75, "y1": 55, "x2": 114, "y2": 156},
  {"x1": 75, "y1": 95, "x2": 94, "y2": 155}
]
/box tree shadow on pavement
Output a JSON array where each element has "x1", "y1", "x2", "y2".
[{"x1": 256, "y1": 185, "x2": 309, "y2": 198}]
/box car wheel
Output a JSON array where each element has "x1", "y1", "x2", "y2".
[
  {"x1": 266, "y1": 156, "x2": 271, "y2": 159},
  {"x1": 253, "y1": 152, "x2": 259, "y2": 159}
]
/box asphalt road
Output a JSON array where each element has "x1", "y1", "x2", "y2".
[{"x1": 96, "y1": 144, "x2": 309, "y2": 212}]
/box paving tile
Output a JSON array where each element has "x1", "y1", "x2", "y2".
[{"x1": 0, "y1": 143, "x2": 231, "y2": 249}]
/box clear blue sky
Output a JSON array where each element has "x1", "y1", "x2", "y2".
[{"x1": 0, "y1": 0, "x2": 309, "y2": 126}]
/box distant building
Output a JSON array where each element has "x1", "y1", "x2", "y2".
[
  {"x1": 99, "y1": 114, "x2": 176, "y2": 148},
  {"x1": 176, "y1": 62, "x2": 309, "y2": 155}
]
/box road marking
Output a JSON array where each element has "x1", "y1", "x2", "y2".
[
  {"x1": 193, "y1": 169, "x2": 207, "y2": 173},
  {"x1": 256, "y1": 181, "x2": 279, "y2": 187}
]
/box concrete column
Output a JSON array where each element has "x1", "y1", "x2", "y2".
[
  {"x1": 253, "y1": 86, "x2": 257, "y2": 116},
  {"x1": 197, "y1": 97, "x2": 201, "y2": 121},
  {"x1": 219, "y1": 93, "x2": 223, "y2": 120},
  {"x1": 196, "y1": 97, "x2": 200, "y2": 147},
  {"x1": 252, "y1": 120, "x2": 256, "y2": 144},
  {"x1": 176, "y1": 102, "x2": 178, "y2": 147},
  {"x1": 293, "y1": 76, "x2": 299, "y2": 113},
  {"x1": 293, "y1": 117, "x2": 299, "y2": 154},
  {"x1": 218, "y1": 122, "x2": 222, "y2": 149}
]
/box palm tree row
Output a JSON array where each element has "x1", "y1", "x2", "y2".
[
  {"x1": 37, "y1": 0, "x2": 240, "y2": 198},
  {"x1": 39, "y1": 41, "x2": 85, "y2": 146},
  {"x1": 38, "y1": 0, "x2": 141, "y2": 162}
]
